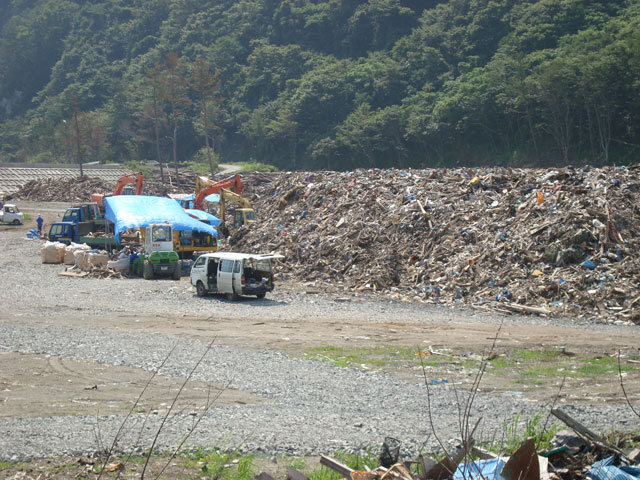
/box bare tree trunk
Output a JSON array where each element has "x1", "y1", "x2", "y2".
[
  {"x1": 173, "y1": 121, "x2": 180, "y2": 189},
  {"x1": 153, "y1": 92, "x2": 165, "y2": 183},
  {"x1": 74, "y1": 110, "x2": 83, "y2": 177}
]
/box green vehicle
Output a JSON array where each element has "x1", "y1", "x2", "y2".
[{"x1": 133, "y1": 224, "x2": 180, "y2": 280}]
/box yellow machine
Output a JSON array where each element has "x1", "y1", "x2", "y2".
[
  {"x1": 219, "y1": 188, "x2": 256, "y2": 229},
  {"x1": 173, "y1": 228, "x2": 217, "y2": 258}
]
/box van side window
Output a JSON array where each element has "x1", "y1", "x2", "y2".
[
  {"x1": 233, "y1": 261, "x2": 241, "y2": 273},
  {"x1": 220, "y1": 259, "x2": 234, "y2": 273},
  {"x1": 194, "y1": 256, "x2": 206, "y2": 267}
]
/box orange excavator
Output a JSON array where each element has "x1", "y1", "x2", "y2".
[
  {"x1": 91, "y1": 172, "x2": 144, "y2": 207},
  {"x1": 192, "y1": 174, "x2": 244, "y2": 211},
  {"x1": 191, "y1": 174, "x2": 255, "y2": 235}
]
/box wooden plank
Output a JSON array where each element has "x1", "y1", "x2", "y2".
[
  {"x1": 551, "y1": 409, "x2": 627, "y2": 459},
  {"x1": 58, "y1": 271, "x2": 88, "y2": 277},
  {"x1": 320, "y1": 455, "x2": 354, "y2": 478},
  {"x1": 504, "y1": 303, "x2": 551, "y2": 315}
]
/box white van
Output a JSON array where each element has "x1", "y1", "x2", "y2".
[{"x1": 190, "y1": 252, "x2": 283, "y2": 300}]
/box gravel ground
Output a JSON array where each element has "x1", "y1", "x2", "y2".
[{"x1": 1, "y1": 217, "x2": 639, "y2": 461}]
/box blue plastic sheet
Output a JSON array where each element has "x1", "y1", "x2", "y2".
[
  {"x1": 104, "y1": 195, "x2": 216, "y2": 243},
  {"x1": 588, "y1": 456, "x2": 640, "y2": 480},
  {"x1": 453, "y1": 458, "x2": 506, "y2": 480},
  {"x1": 176, "y1": 193, "x2": 219, "y2": 209},
  {"x1": 185, "y1": 209, "x2": 220, "y2": 226}
]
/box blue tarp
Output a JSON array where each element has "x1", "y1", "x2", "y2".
[
  {"x1": 588, "y1": 456, "x2": 640, "y2": 480},
  {"x1": 105, "y1": 195, "x2": 216, "y2": 243},
  {"x1": 176, "y1": 193, "x2": 219, "y2": 209},
  {"x1": 185, "y1": 209, "x2": 221, "y2": 226},
  {"x1": 453, "y1": 458, "x2": 506, "y2": 480}
]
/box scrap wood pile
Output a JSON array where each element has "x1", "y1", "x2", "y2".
[
  {"x1": 11, "y1": 170, "x2": 199, "y2": 201},
  {"x1": 13, "y1": 177, "x2": 113, "y2": 201},
  {"x1": 263, "y1": 410, "x2": 640, "y2": 480},
  {"x1": 232, "y1": 166, "x2": 640, "y2": 324}
]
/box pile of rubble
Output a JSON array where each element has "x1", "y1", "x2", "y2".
[
  {"x1": 261, "y1": 409, "x2": 640, "y2": 480},
  {"x1": 14, "y1": 165, "x2": 640, "y2": 324},
  {"x1": 11, "y1": 171, "x2": 199, "y2": 201},
  {"x1": 232, "y1": 166, "x2": 640, "y2": 324},
  {"x1": 14, "y1": 177, "x2": 113, "y2": 201}
]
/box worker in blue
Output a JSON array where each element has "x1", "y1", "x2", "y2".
[
  {"x1": 128, "y1": 249, "x2": 139, "y2": 276},
  {"x1": 36, "y1": 214, "x2": 43, "y2": 236}
]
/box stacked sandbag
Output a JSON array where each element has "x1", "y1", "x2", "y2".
[
  {"x1": 41, "y1": 241, "x2": 66, "y2": 264},
  {"x1": 88, "y1": 252, "x2": 109, "y2": 268},
  {"x1": 64, "y1": 243, "x2": 91, "y2": 265},
  {"x1": 74, "y1": 250, "x2": 90, "y2": 270},
  {"x1": 74, "y1": 250, "x2": 109, "y2": 271}
]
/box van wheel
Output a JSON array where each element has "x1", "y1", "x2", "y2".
[
  {"x1": 196, "y1": 281, "x2": 206, "y2": 297},
  {"x1": 226, "y1": 292, "x2": 238, "y2": 301},
  {"x1": 172, "y1": 266, "x2": 181, "y2": 280},
  {"x1": 12, "y1": 219, "x2": 20, "y2": 225},
  {"x1": 143, "y1": 260, "x2": 154, "y2": 280},
  {"x1": 256, "y1": 293, "x2": 266, "y2": 299}
]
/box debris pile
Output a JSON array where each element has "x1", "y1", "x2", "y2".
[
  {"x1": 261, "y1": 410, "x2": 640, "y2": 480},
  {"x1": 12, "y1": 171, "x2": 198, "y2": 201},
  {"x1": 231, "y1": 166, "x2": 640, "y2": 324},
  {"x1": 16, "y1": 177, "x2": 113, "y2": 201}
]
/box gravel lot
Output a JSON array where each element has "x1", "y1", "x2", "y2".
[{"x1": 1, "y1": 207, "x2": 639, "y2": 461}]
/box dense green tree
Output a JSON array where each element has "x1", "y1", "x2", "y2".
[{"x1": 1, "y1": 0, "x2": 639, "y2": 169}]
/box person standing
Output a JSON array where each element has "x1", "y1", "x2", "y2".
[{"x1": 36, "y1": 214, "x2": 43, "y2": 236}]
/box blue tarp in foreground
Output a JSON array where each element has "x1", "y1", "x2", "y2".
[{"x1": 105, "y1": 195, "x2": 216, "y2": 243}]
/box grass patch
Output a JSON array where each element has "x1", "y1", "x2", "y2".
[
  {"x1": 514, "y1": 349, "x2": 560, "y2": 362},
  {"x1": 303, "y1": 345, "x2": 420, "y2": 370},
  {"x1": 485, "y1": 411, "x2": 558, "y2": 454},
  {"x1": 236, "y1": 162, "x2": 279, "y2": 173},
  {"x1": 186, "y1": 448, "x2": 256, "y2": 480},
  {"x1": 308, "y1": 451, "x2": 378, "y2": 480},
  {"x1": 576, "y1": 357, "x2": 634, "y2": 376}
]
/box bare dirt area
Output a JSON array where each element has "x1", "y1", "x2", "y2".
[
  {"x1": 0, "y1": 351, "x2": 262, "y2": 418},
  {"x1": 4, "y1": 308, "x2": 640, "y2": 412}
]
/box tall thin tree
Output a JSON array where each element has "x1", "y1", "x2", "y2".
[
  {"x1": 189, "y1": 57, "x2": 224, "y2": 177},
  {"x1": 159, "y1": 53, "x2": 191, "y2": 188}
]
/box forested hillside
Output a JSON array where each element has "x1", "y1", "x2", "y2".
[{"x1": 1, "y1": 0, "x2": 639, "y2": 170}]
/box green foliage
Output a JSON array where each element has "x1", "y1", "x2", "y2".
[
  {"x1": 493, "y1": 411, "x2": 559, "y2": 454},
  {"x1": 187, "y1": 448, "x2": 256, "y2": 480},
  {"x1": 236, "y1": 162, "x2": 279, "y2": 172},
  {"x1": 308, "y1": 451, "x2": 379, "y2": 480},
  {"x1": 1, "y1": 0, "x2": 640, "y2": 169},
  {"x1": 123, "y1": 161, "x2": 152, "y2": 178},
  {"x1": 188, "y1": 146, "x2": 220, "y2": 174}
]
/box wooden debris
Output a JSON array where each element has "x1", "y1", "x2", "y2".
[
  {"x1": 13, "y1": 166, "x2": 640, "y2": 325},
  {"x1": 320, "y1": 455, "x2": 354, "y2": 478},
  {"x1": 501, "y1": 438, "x2": 539, "y2": 480},
  {"x1": 551, "y1": 408, "x2": 628, "y2": 459},
  {"x1": 58, "y1": 271, "x2": 89, "y2": 278}
]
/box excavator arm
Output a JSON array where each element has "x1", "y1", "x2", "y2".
[
  {"x1": 113, "y1": 172, "x2": 144, "y2": 195},
  {"x1": 91, "y1": 172, "x2": 144, "y2": 206},
  {"x1": 192, "y1": 174, "x2": 244, "y2": 210}
]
